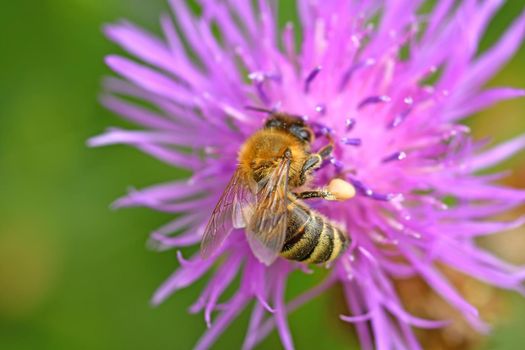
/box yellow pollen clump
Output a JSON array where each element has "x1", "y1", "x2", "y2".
[{"x1": 328, "y1": 178, "x2": 356, "y2": 201}]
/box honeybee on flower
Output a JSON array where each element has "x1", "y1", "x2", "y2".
[{"x1": 92, "y1": 1, "x2": 525, "y2": 349}]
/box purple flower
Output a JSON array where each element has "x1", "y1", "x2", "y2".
[{"x1": 91, "y1": 1, "x2": 525, "y2": 349}]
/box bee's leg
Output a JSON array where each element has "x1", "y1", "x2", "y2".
[
  {"x1": 294, "y1": 181, "x2": 356, "y2": 201},
  {"x1": 317, "y1": 143, "x2": 334, "y2": 160},
  {"x1": 303, "y1": 154, "x2": 322, "y2": 171},
  {"x1": 302, "y1": 142, "x2": 334, "y2": 172},
  {"x1": 299, "y1": 154, "x2": 322, "y2": 184},
  {"x1": 299, "y1": 143, "x2": 334, "y2": 182},
  {"x1": 294, "y1": 189, "x2": 336, "y2": 201}
]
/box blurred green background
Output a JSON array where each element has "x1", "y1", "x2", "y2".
[{"x1": 1, "y1": 1, "x2": 525, "y2": 349}]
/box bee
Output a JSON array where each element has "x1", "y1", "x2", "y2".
[{"x1": 201, "y1": 112, "x2": 354, "y2": 265}]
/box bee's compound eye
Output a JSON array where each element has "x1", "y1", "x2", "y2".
[{"x1": 299, "y1": 129, "x2": 312, "y2": 141}]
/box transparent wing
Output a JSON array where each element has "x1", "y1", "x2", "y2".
[
  {"x1": 246, "y1": 154, "x2": 291, "y2": 265},
  {"x1": 200, "y1": 169, "x2": 254, "y2": 259}
]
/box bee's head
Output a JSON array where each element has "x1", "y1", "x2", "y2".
[{"x1": 264, "y1": 113, "x2": 314, "y2": 143}]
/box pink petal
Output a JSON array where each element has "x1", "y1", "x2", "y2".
[{"x1": 470, "y1": 133, "x2": 525, "y2": 171}]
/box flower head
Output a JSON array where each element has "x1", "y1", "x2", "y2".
[{"x1": 91, "y1": 1, "x2": 525, "y2": 349}]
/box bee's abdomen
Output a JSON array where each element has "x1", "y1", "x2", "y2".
[{"x1": 281, "y1": 201, "x2": 349, "y2": 264}]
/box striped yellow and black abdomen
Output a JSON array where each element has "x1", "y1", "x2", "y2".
[{"x1": 280, "y1": 199, "x2": 349, "y2": 264}]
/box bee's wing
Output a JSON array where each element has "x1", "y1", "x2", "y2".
[
  {"x1": 246, "y1": 155, "x2": 291, "y2": 265},
  {"x1": 200, "y1": 169, "x2": 255, "y2": 259}
]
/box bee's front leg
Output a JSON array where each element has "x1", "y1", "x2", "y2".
[
  {"x1": 299, "y1": 142, "x2": 334, "y2": 184},
  {"x1": 295, "y1": 179, "x2": 356, "y2": 202},
  {"x1": 317, "y1": 143, "x2": 333, "y2": 160},
  {"x1": 294, "y1": 189, "x2": 337, "y2": 201},
  {"x1": 299, "y1": 154, "x2": 321, "y2": 185}
]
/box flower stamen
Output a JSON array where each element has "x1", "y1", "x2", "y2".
[
  {"x1": 350, "y1": 178, "x2": 398, "y2": 201},
  {"x1": 304, "y1": 65, "x2": 322, "y2": 93},
  {"x1": 341, "y1": 137, "x2": 362, "y2": 146},
  {"x1": 357, "y1": 95, "x2": 391, "y2": 109},
  {"x1": 382, "y1": 151, "x2": 407, "y2": 163},
  {"x1": 345, "y1": 118, "x2": 356, "y2": 131},
  {"x1": 339, "y1": 58, "x2": 376, "y2": 91}
]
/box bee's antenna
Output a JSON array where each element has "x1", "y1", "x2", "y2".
[{"x1": 245, "y1": 106, "x2": 275, "y2": 114}]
